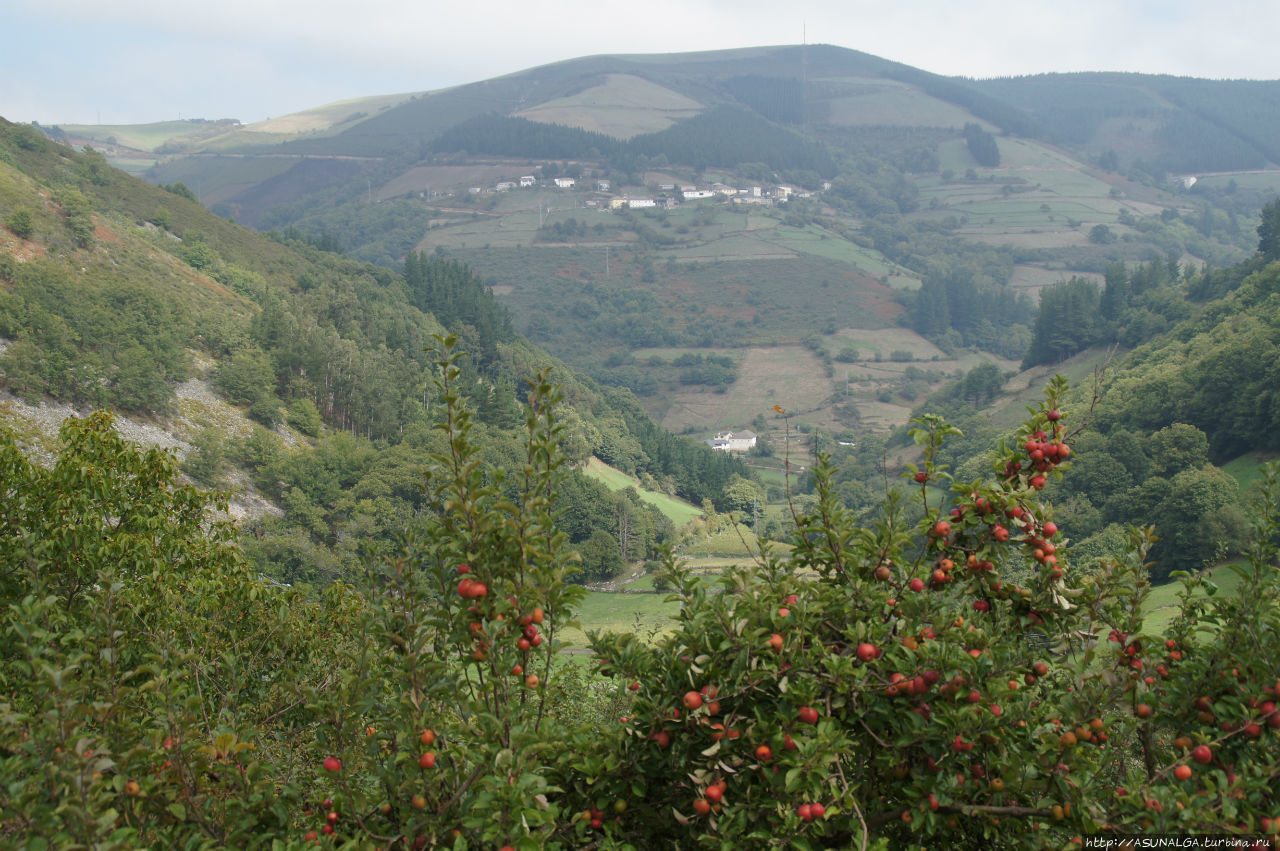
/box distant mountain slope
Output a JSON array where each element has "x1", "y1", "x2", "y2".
[
  {"x1": 25, "y1": 44, "x2": 1279, "y2": 444},
  {"x1": 972, "y1": 73, "x2": 1280, "y2": 174}
]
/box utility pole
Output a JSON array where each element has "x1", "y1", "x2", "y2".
[{"x1": 605, "y1": 245, "x2": 610, "y2": 277}]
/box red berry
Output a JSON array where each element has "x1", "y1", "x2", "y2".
[{"x1": 322, "y1": 756, "x2": 341, "y2": 772}]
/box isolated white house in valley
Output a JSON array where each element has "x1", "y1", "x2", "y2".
[
  {"x1": 554, "y1": 177, "x2": 576, "y2": 188},
  {"x1": 708, "y1": 430, "x2": 757, "y2": 452},
  {"x1": 597, "y1": 179, "x2": 611, "y2": 191},
  {"x1": 520, "y1": 175, "x2": 537, "y2": 187}
]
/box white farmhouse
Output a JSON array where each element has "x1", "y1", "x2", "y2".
[
  {"x1": 627, "y1": 198, "x2": 656, "y2": 209},
  {"x1": 707, "y1": 430, "x2": 758, "y2": 453},
  {"x1": 554, "y1": 177, "x2": 576, "y2": 189},
  {"x1": 519, "y1": 175, "x2": 537, "y2": 187}
]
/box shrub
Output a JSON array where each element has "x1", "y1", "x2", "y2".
[
  {"x1": 4, "y1": 207, "x2": 33, "y2": 240},
  {"x1": 3, "y1": 367, "x2": 1279, "y2": 848}
]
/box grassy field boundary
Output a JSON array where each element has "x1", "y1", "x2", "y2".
[{"x1": 582, "y1": 457, "x2": 703, "y2": 526}]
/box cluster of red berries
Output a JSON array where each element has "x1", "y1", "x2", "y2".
[
  {"x1": 1003, "y1": 411, "x2": 1071, "y2": 489},
  {"x1": 302, "y1": 794, "x2": 340, "y2": 841}
]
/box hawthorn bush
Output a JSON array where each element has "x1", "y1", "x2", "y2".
[{"x1": 1, "y1": 354, "x2": 1277, "y2": 849}]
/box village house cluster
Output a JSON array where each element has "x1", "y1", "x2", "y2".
[{"x1": 467, "y1": 173, "x2": 827, "y2": 211}]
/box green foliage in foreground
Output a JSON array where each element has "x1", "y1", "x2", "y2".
[{"x1": 2, "y1": 362, "x2": 1278, "y2": 848}]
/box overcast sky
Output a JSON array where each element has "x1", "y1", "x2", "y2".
[{"x1": 3, "y1": 0, "x2": 1276, "y2": 127}]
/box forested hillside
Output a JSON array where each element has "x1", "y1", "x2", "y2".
[{"x1": 0, "y1": 118, "x2": 749, "y2": 587}]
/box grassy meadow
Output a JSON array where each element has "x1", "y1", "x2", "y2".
[
  {"x1": 582, "y1": 457, "x2": 703, "y2": 527},
  {"x1": 515, "y1": 73, "x2": 705, "y2": 138}
]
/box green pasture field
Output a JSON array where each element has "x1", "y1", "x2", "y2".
[
  {"x1": 559, "y1": 590, "x2": 681, "y2": 646},
  {"x1": 819, "y1": 77, "x2": 987, "y2": 128},
  {"x1": 750, "y1": 467, "x2": 790, "y2": 491},
  {"x1": 515, "y1": 73, "x2": 704, "y2": 139},
  {"x1": 60, "y1": 121, "x2": 230, "y2": 153},
  {"x1": 582, "y1": 458, "x2": 703, "y2": 527},
  {"x1": 620, "y1": 573, "x2": 661, "y2": 591},
  {"x1": 825, "y1": 327, "x2": 948, "y2": 361},
  {"x1": 243, "y1": 92, "x2": 420, "y2": 137},
  {"x1": 770, "y1": 224, "x2": 897, "y2": 269},
  {"x1": 670, "y1": 234, "x2": 796, "y2": 261},
  {"x1": 1222, "y1": 452, "x2": 1277, "y2": 493},
  {"x1": 922, "y1": 138, "x2": 1125, "y2": 248},
  {"x1": 683, "y1": 523, "x2": 764, "y2": 557},
  {"x1": 1141, "y1": 563, "x2": 1245, "y2": 634}
]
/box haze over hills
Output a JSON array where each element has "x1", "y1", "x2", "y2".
[
  {"x1": 16, "y1": 44, "x2": 1280, "y2": 451},
  {"x1": 5, "y1": 48, "x2": 1280, "y2": 592}
]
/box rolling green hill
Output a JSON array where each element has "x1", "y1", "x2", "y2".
[
  {"x1": 0, "y1": 118, "x2": 751, "y2": 589},
  {"x1": 28, "y1": 44, "x2": 1278, "y2": 445}
]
